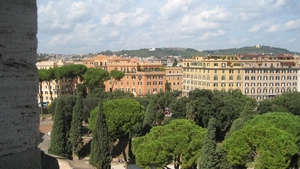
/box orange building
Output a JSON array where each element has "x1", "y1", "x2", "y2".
[
  {"x1": 83, "y1": 55, "x2": 166, "y2": 96},
  {"x1": 165, "y1": 67, "x2": 183, "y2": 91}
]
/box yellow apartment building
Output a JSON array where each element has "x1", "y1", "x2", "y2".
[
  {"x1": 165, "y1": 67, "x2": 183, "y2": 91},
  {"x1": 36, "y1": 60, "x2": 73, "y2": 104},
  {"x1": 182, "y1": 54, "x2": 300, "y2": 101}
]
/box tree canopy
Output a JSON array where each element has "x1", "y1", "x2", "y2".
[
  {"x1": 132, "y1": 119, "x2": 206, "y2": 169},
  {"x1": 223, "y1": 112, "x2": 300, "y2": 169},
  {"x1": 83, "y1": 68, "x2": 110, "y2": 90}
]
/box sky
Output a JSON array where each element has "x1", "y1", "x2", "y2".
[{"x1": 37, "y1": 0, "x2": 300, "y2": 54}]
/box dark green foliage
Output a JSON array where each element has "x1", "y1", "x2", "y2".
[
  {"x1": 132, "y1": 119, "x2": 206, "y2": 169},
  {"x1": 48, "y1": 97, "x2": 68, "y2": 157},
  {"x1": 216, "y1": 145, "x2": 232, "y2": 169},
  {"x1": 223, "y1": 112, "x2": 300, "y2": 168},
  {"x1": 165, "y1": 81, "x2": 171, "y2": 92},
  {"x1": 169, "y1": 96, "x2": 189, "y2": 119},
  {"x1": 199, "y1": 118, "x2": 218, "y2": 169},
  {"x1": 186, "y1": 89, "x2": 256, "y2": 141},
  {"x1": 61, "y1": 95, "x2": 77, "y2": 138},
  {"x1": 172, "y1": 58, "x2": 178, "y2": 67},
  {"x1": 90, "y1": 99, "x2": 112, "y2": 169},
  {"x1": 83, "y1": 68, "x2": 110, "y2": 90},
  {"x1": 69, "y1": 92, "x2": 84, "y2": 157},
  {"x1": 143, "y1": 100, "x2": 157, "y2": 131},
  {"x1": 109, "y1": 70, "x2": 125, "y2": 91},
  {"x1": 258, "y1": 92, "x2": 300, "y2": 115},
  {"x1": 225, "y1": 101, "x2": 258, "y2": 139}
]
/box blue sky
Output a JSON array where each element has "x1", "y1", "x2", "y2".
[{"x1": 37, "y1": 0, "x2": 300, "y2": 54}]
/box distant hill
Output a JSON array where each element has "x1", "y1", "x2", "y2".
[
  {"x1": 98, "y1": 47, "x2": 206, "y2": 58},
  {"x1": 202, "y1": 45, "x2": 300, "y2": 56},
  {"x1": 38, "y1": 45, "x2": 299, "y2": 59},
  {"x1": 96, "y1": 45, "x2": 299, "y2": 58}
]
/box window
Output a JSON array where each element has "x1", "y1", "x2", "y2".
[
  {"x1": 222, "y1": 63, "x2": 226, "y2": 67},
  {"x1": 287, "y1": 76, "x2": 291, "y2": 80},
  {"x1": 221, "y1": 83, "x2": 225, "y2": 87},
  {"x1": 257, "y1": 83, "x2": 261, "y2": 87},
  {"x1": 263, "y1": 83, "x2": 267, "y2": 87},
  {"x1": 245, "y1": 70, "x2": 249, "y2": 74},
  {"x1": 138, "y1": 82, "x2": 142, "y2": 86},
  {"x1": 269, "y1": 88, "x2": 273, "y2": 93},
  {"x1": 245, "y1": 88, "x2": 249, "y2": 93},
  {"x1": 132, "y1": 76, "x2": 136, "y2": 79},
  {"x1": 245, "y1": 83, "x2": 249, "y2": 87},
  {"x1": 237, "y1": 76, "x2": 241, "y2": 80},
  {"x1": 159, "y1": 81, "x2": 163, "y2": 85},
  {"x1": 251, "y1": 70, "x2": 255, "y2": 73},
  {"x1": 270, "y1": 76, "x2": 274, "y2": 80},
  {"x1": 229, "y1": 76, "x2": 233, "y2": 80},
  {"x1": 213, "y1": 83, "x2": 218, "y2": 87},
  {"x1": 214, "y1": 63, "x2": 218, "y2": 67},
  {"x1": 275, "y1": 76, "x2": 280, "y2": 80},
  {"x1": 214, "y1": 76, "x2": 218, "y2": 81},
  {"x1": 237, "y1": 83, "x2": 241, "y2": 87},
  {"x1": 281, "y1": 82, "x2": 285, "y2": 86},
  {"x1": 263, "y1": 76, "x2": 268, "y2": 80},
  {"x1": 270, "y1": 70, "x2": 274, "y2": 74},
  {"x1": 257, "y1": 76, "x2": 262, "y2": 80},
  {"x1": 251, "y1": 83, "x2": 255, "y2": 87},
  {"x1": 147, "y1": 82, "x2": 151, "y2": 85},
  {"x1": 214, "y1": 70, "x2": 217, "y2": 73},
  {"x1": 132, "y1": 82, "x2": 135, "y2": 85},
  {"x1": 281, "y1": 76, "x2": 285, "y2": 80},
  {"x1": 147, "y1": 76, "x2": 151, "y2": 79},
  {"x1": 229, "y1": 70, "x2": 234, "y2": 74},
  {"x1": 293, "y1": 76, "x2": 297, "y2": 80},
  {"x1": 251, "y1": 76, "x2": 255, "y2": 80},
  {"x1": 229, "y1": 83, "x2": 233, "y2": 87},
  {"x1": 257, "y1": 88, "x2": 261, "y2": 93},
  {"x1": 251, "y1": 88, "x2": 255, "y2": 94},
  {"x1": 222, "y1": 76, "x2": 226, "y2": 80},
  {"x1": 258, "y1": 70, "x2": 262, "y2": 74},
  {"x1": 245, "y1": 76, "x2": 249, "y2": 80},
  {"x1": 275, "y1": 83, "x2": 279, "y2": 86},
  {"x1": 264, "y1": 70, "x2": 268, "y2": 73}
]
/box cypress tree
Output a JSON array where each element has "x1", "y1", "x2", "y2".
[
  {"x1": 90, "y1": 99, "x2": 111, "y2": 169},
  {"x1": 48, "y1": 97, "x2": 67, "y2": 157},
  {"x1": 143, "y1": 100, "x2": 157, "y2": 129},
  {"x1": 69, "y1": 92, "x2": 84, "y2": 158},
  {"x1": 199, "y1": 118, "x2": 218, "y2": 169}
]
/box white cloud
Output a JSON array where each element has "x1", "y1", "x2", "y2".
[
  {"x1": 265, "y1": 24, "x2": 280, "y2": 33},
  {"x1": 37, "y1": 0, "x2": 300, "y2": 54},
  {"x1": 200, "y1": 30, "x2": 226, "y2": 40},
  {"x1": 284, "y1": 19, "x2": 300, "y2": 30}
]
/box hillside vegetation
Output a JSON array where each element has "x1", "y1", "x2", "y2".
[{"x1": 96, "y1": 45, "x2": 299, "y2": 58}]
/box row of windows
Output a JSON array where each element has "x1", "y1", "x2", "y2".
[
  {"x1": 245, "y1": 69, "x2": 297, "y2": 74},
  {"x1": 245, "y1": 82, "x2": 297, "y2": 87},
  {"x1": 184, "y1": 69, "x2": 298, "y2": 74},
  {"x1": 110, "y1": 81, "x2": 164, "y2": 85},
  {"x1": 245, "y1": 76, "x2": 297, "y2": 80},
  {"x1": 168, "y1": 71, "x2": 182, "y2": 73},
  {"x1": 116, "y1": 88, "x2": 163, "y2": 94},
  {"x1": 123, "y1": 75, "x2": 164, "y2": 80},
  {"x1": 167, "y1": 77, "x2": 181, "y2": 80},
  {"x1": 245, "y1": 88, "x2": 297, "y2": 94}
]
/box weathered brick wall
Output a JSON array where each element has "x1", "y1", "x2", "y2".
[{"x1": 0, "y1": 0, "x2": 41, "y2": 168}]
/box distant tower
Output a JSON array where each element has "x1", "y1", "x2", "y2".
[{"x1": 169, "y1": 35, "x2": 172, "y2": 48}]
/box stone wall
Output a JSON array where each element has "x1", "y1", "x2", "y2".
[{"x1": 0, "y1": 0, "x2": 41, "y2": 168}]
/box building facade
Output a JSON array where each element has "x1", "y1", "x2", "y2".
[
  {"x1": 182, "y1": 54, "x2": 300, "y2": 101},
  {"x1": 83, "y1": 55, "x2": 166, "y2": 96},
  {"x1": 36, "y1": 60, "x2": 73, "y2": 104},
  {"x1": 165, "y1": 67, "x2": 183, "y2": 91}
]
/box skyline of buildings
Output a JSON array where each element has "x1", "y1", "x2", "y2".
[{"x1": 36, "y1": 53, "x2": 300, "y2": 104}]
